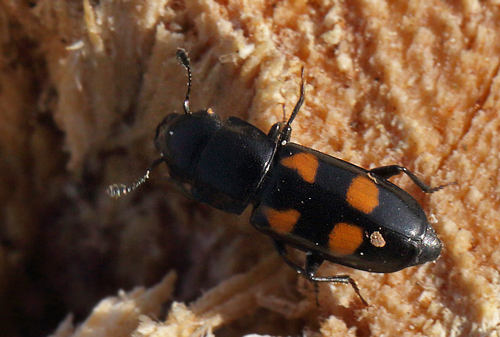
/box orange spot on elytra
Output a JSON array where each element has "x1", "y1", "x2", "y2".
[
  {"x1": 263, "y1": 207, "x2": 300, "y2": 234},
  {"x1": 346, "y1": 175, "x2": 379, "y2": 214},
  {"x1": 329, "y1": 223, "x2": 364, "y2": 256},
  {"x1": 281, "y1": 152, "x2": 319, "y2": 184}
]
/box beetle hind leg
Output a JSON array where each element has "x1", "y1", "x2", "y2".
[
  {"x1": 273, "y1": 240, "x2": 368, "y2": 306},
  {"x1": 368, "y1": 165, "x2": 455, "y2": 193}
]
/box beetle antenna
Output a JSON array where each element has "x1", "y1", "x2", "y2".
[
  {"x1": 281, "y1": 103, "x2": 287, "y2": 123},
  {"x1": 176, "y1": 48, "x2": 192, "y2": 114},
  {"x1": 286, "y1": 66, "x2": 305, "y2": 129},
  {"x1": 107, "y1": 157, "x2": 164, "y2": 198},
  {"x1": 278, "y1": 67, "x2": 305, "y2": 144}
]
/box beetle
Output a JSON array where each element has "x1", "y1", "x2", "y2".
[{"x1": 109, "y1": 49, "x2": 449, "y2": 305}]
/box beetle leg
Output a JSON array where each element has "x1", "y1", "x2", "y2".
[
  {"x1": 273, "y1": 240, "x2": 368, "y2": 306},
  {"x1": 304, "y1": 253, "x2": 368, "y2": 306},
  {"x1": 368, "y1": 165, "x2": 454, "y2": 193},
  {"x1": 273, "y1": 240, "x2": 307, "y2": 274}
]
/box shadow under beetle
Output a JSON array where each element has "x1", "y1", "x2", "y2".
[{"x1": 109, "y1": 48, "x2": 450, "y2": 306}]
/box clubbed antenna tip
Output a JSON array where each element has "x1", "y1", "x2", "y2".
[
  {"x1": 107, "y1": 158, "x2": 164, "y2": 198},
  {"x1": 107, "y1": 171, "x2": 151, "y2": 198}
]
